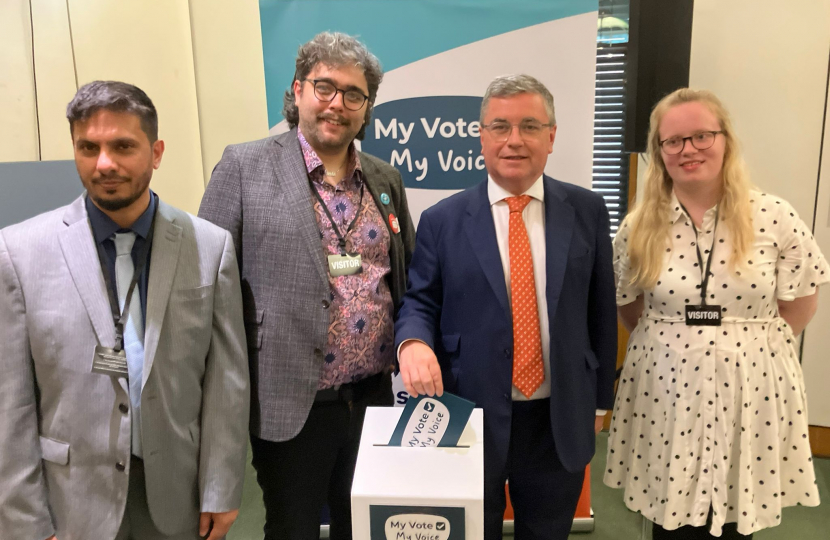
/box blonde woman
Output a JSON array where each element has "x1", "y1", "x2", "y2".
[{"x1": 604, "y1": 88, "x2": 828, "y2": 539}]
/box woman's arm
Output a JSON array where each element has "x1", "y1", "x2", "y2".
[
  {"x1": 618, "y1": 294, "x2": 644, "y2": 333},
  {"x1": 777, "y1": 290, "x2": 819, "y2": 336}
]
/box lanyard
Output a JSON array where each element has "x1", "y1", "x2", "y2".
[
  {"x1": 309, "y1": 178, "x2": 364, "y2": 255},
  {"x1": 679, "y1": 204, "x2": 719, "y2": 306},
  {"x1": 92, "y1": 215, "x2": 156, "y2": 351}
]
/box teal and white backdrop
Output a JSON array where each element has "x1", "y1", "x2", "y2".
[{"x1": 260, "y1": 0, "x2": 599, "y2": 227}]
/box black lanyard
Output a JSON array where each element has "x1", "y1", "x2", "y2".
[
  {"x1": 92, "y1": 216, "x2": 156, "y2": 351},
  {"x1": 680, "y1": 204, "x2": 719, "y2": 306},
  {"x1": 309, "y1": 178, "x2": 364, "y2": 255}
]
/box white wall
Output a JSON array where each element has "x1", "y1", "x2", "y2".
[
  {"x1": 30, "y1": 0, "x2": 77, "y2": 161},
  {"x1": 801, "y1": 81, "x2": 830, "y2": 427},
  {"x1": 689, "y1": 0, "x2": 830, "y2": 426},
  {"x1": 189, "y1": 0, "x2": 269, "y2": 185},
  {"x1": 0, "y1": 0, "x2": 39, "y2": 162},
  {"x1": 689, "y1": 0, "x2": 830, "y2": 223},
  {"x1": 0, "y1": 0, "x2": 268, "y2": 215}
]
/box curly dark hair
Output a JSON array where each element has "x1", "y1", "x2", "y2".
[{"x1": 282, "y1": 32, "x2": 383, "y2": 141}]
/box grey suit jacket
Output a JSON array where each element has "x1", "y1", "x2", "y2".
[
  {"x1": 0, "y1": 196, "x2": 249, "y2": 540},
  {"x1": 198, "y1": 128, "x2": 415, "y2": 442}
]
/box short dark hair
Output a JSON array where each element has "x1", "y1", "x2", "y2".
[
  {"x1": 282, "y1": 32, "x2": 383, "y2": 141},
  {"x1": 66, "y1": 81, "x2": 159, "y2": 142}
]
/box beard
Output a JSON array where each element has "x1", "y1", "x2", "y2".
[
  {"x1": 300, "y1": 112, "x2": 360, "y2": 153},
  {"x1": 92, "y1": 192, "x2": 140, "y2": 212},
  {"x1": 89, "y1": 171, "x2": 151, "y2": 212}
]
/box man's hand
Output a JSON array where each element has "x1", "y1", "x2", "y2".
[
  {"x1": 200, "y1": 510, "x2": 239, "y2": 540},
  {"x1": 594, "y1": 414, "x2": 605, "y2": 434},
  {"x1": 399, "y1": 340, "x2": 443, "y2": 397}
]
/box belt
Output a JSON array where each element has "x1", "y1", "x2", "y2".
[
  {"x1": 314, "y1": 371, "x2": 385, "y2": 404},
  {"x1": 645, "y1": 315, "x2": 778, "y2": 324}
]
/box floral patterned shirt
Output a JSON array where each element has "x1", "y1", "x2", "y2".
[{"x1": 298, "y1": 129, "x2": 395, "y2": 388}]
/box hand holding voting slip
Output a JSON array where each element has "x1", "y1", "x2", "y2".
[{"x1": 388, "y1": 392, "x2": 475, "y2": 448}]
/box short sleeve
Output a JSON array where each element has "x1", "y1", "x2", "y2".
[
  {"x1": 613, "y1": 221, "x2": 643, "y2": 306},
  {"x1": 773, "y1": 199, "x2": 830, "y2": 301}
]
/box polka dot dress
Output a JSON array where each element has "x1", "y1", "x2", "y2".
[{"x1": 604, "y1": 191, "x2": 829, "y2": 536}]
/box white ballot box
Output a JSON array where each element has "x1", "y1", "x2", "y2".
[{"x1": 351, "y1": 406, "x2": 484, "y2": 540}]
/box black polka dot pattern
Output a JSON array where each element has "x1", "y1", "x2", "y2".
[{"x1": 606, "y1": 192, "x2": 829, "y2": 536}]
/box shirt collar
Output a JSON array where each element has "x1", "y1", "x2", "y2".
[
  {"x1": 487, "y1": 175, "x2": 545, "y2": 207},
  {"x1": 297, "y1": 127, "x2": 362, "y2": 184},
  {"x1": 86, "y1": 190, "x2": 157, "y2": 245},
  {"x1": 669, "y1": 190, "x2": 719, "y2": 225}
]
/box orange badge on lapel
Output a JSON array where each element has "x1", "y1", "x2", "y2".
[{"x1": 388, "y1": 214, "x2": 400, "y2": 234}]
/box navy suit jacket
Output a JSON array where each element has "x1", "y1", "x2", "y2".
[{"x1": 394, "y1": 176, "x2": 617, "y2": 474}]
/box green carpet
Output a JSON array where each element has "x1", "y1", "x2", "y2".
[{"x1": 227, "y1": 432, "x2": 829, "y2": 539}]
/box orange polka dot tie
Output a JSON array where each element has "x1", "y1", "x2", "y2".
[{"x1": 506, "y1": 195, "x2": 544, "y2": 398}]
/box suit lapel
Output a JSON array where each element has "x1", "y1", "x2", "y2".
[
  {"x1": 142, "y1": 201, "x2": 182, "y2": 389},
  {"x1": 465, "y1": 181, "x2": 510, "y2": 315},
  {"x1": 543, "y1": 177, "x2": 574, "y2": 325},
  {"x1": 362, "y1": 159, "x2": 393, "y2": 235},
  {"x1": 58, "y1": 197, "x2": 116, "y2": 348},
  {"x1": 268, "y1": 129, "x2": 328, "y2": 287}
]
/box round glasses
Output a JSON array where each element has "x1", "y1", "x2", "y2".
[
  {"x1": 659, "y1": 131, "x2": 722, "y2": 155},
  {"x1": 304, "y1": 79, "x2": 369, "y2": 111},
  {"x1": 481, "y1": 120, "x2": 553, "y2": 143}
]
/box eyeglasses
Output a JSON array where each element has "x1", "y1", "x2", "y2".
[
  {"x1": 481, "y1": 120, "x2": 553, "y2": 142},
  {"x1": 303, "y1": 79, "x2": 369, "y2": 111},
  {"x1": 659, "y1": 131, "x2": 722, "y2": 155}
]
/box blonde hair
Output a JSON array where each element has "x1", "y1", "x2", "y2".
[{"x1": 623, "y1": 88, "x2": 754, "y2": 289}]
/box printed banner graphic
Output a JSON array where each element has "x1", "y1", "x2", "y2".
[
  {"x1": 370, "y1": 505, "x2": 466, "y2": 540},
  {"x1": 362, "y1": 97, "x2": 484, "y2": 190},
  {"x1": 387, "y1": 392, "x2": 475, "y2": 448},
  {"x1": 259, "y1": 0, "x2": 599, "y2": 224}
]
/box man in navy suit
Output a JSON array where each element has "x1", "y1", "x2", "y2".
[{"x1": 395, "y1": 74, "x2": 617, "y2": 540}]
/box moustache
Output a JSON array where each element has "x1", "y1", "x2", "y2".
[
  {"x1": 318, "y1": 113, "x2": 350, "y2": 126},
  {"x1": 93, "y1": 174, "x2": 130, "y2": 183}
]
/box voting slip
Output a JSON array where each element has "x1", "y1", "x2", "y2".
[{"x1": 388, "y1": 392, "x2": 475, "y2": 448}]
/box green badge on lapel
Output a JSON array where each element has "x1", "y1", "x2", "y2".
[{"x1": 380, "y1": 193, "x2": 391, "y2": 205}]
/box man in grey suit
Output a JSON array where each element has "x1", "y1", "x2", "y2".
[
  {"x1": 199, "y1": 32, "x2": 415, "y2": 540},
  {"x1": 0, "y1": 81, "x2": 249, "y2": 540}
]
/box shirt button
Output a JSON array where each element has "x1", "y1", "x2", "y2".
[
  {"x1": 115, "y1": 461, "x2": 126, "y2": 472},
  {"x1": 322, "y1": 300, "x2": 330, "y2": 309},
  {"x1": 119, "y1": 403, "x2": 128, "y2": 414}
]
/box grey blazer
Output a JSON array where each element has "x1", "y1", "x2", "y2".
[
  {"x1": 0, "y1": 196, "x2": 249, "y2": 540},
  {"x1": 198, "y1": 128, "x2": 415, "y2": 442}
]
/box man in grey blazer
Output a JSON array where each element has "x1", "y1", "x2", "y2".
[
  {"x1": 199, "y1": 32, "x2": 415, "y2": 540},
  {"x1": 0, "y1": 81, "x2": 249, "y2": 540}
]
